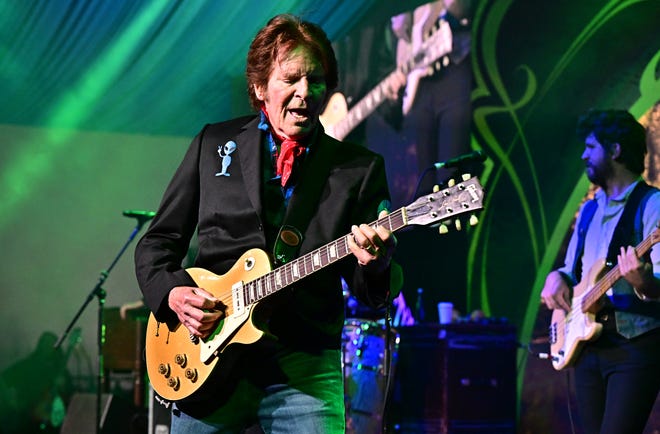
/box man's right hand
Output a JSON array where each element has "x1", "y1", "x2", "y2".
[
  {"x1": 168, "y1": 286, "x2": 225, "y2": 338},
  {"x1": 540, "y1": 271, "x2": 572, "y2": 312}
]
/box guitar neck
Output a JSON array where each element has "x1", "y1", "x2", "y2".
[
  {"x1": 240, "y1": 208, "x2": 407, "y2": 305},
  {"x1": 333, "y1": 68, "x2": 406, "y2": 140},
  {"x1": 580, "y1": 228, "x2": 659, "y2": 312},
  {"x1": 239, "y1": 176, "x2": 484, "y2": 306}
]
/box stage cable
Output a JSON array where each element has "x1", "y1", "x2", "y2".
[
  {"x1": 517, "y1": 340, "x2": 577, "y2": 434},
  {"x1": 565, "y1": 369, "x2": 578, "y2": 434},
  {"x1": 381, "y1": 290, "x2": 394, "y2": 433}
]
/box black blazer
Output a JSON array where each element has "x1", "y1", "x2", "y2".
[{"x1": 135, "y1": 115, "x2": 392, "y2": 349}]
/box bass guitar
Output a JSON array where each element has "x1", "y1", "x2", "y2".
[
  {"x1": 146, "y1": 176, "x2": 484, "y2": 401},
  {"x1": 549, "y1": 224, "x2": 660, "y2": 370},
  {"x1": 319, "y1": 19, "x2": 452, "y2": 140}
]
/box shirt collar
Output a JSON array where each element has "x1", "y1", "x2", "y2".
[{"x1": 595, "y1": 177, "x2": 643, "y2": 205}]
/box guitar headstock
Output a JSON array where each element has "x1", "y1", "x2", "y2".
[
  {"x1": 419, "y1": 19, "x2": 453, "y2": 67},
  {"x1": 405, "y1": 176, "x2": 484, "y2": 231}
]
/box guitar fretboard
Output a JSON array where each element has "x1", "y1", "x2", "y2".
[
  {"x1": 580, "y1": 227, "x2": 660, "y2": 312},
  {"x1": 241, "y1": 208, "x2": 407, "y2": 304},
  {"x1": 235, "y1": 176, "x2": 484, "y2": 307},
  {"x1": 334, "y1": 59, "x2": 417, "y2": 140}
]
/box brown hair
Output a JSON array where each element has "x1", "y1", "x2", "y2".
[
  {"x1": 245, "y1": 14, "x2": 338, "y2": 111},
  {"x1": 577, "y1": 109, "x2": 647, "y2": 175}
]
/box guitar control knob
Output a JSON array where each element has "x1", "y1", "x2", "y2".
[
  {"x1": 167, "y1": 377, "x2": 180, "y2": 391},
  {"x1": 158, "y1": 363, "x2": 171, "y2": 378},
  {"x1": 185, "y1": 368, "x2": 198, "y2": 382},
  {"x1": 175, "y1": 353, "x2": 187, "y2": 367}
]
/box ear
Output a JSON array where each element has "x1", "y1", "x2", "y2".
[
  {"x1": 610, "y1": 142, "x2": 622, "y2": 159},
  {"x1": 254, "y1": 84, "x2": 265, "y2": 102}
]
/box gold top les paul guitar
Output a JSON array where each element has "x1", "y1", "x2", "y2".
[
  {"x1": 146, "y1": 177, "x2": 484, "y2": 401},
  {"x1": 549, "y1": 224, "x2": 660, "y2": 370},
  {"x1": 319, "y1": 18, "x2": 452, "y2": 140}
]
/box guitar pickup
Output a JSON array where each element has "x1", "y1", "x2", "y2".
[{"x1": 232, "y1": 281, "x2": 245, "y2": 315}]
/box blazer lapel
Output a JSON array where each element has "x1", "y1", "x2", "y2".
[{"x1": 235, "y1": 117, "x2": 263, "y2": 217}]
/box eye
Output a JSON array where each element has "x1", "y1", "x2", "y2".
[{"x1": 308, "y1": 75, "x2": 325, "y2": 85}]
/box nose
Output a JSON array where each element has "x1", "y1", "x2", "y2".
[
  {"x1": 294, "y1": 77, "x2": 309, "y2": 99},
  {"x1": 581, "y1": 148, "x2": 588, "y2": 160}
]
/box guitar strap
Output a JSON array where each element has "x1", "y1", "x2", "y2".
[
  {"x1": 272, "y1": 135, "x2": 335, "y2": 265},
  {"x1": 572, "y1": 199, "x2": 598, "y2": 282}
]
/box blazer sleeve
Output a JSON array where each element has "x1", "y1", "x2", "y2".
[
  {"x1": 346, "y1": 151, "x2": 393, "y2": 309},
  {"x1": 134, "y1": 128, "x2": 205, "y2": 326}
]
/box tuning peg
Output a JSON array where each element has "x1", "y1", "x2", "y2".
[
  {"x1": 469, "y1": 214, "x2": 479, "y2": 226},
  {"x1": 461, "y1": 173, "x2": 471, "y2": 181},
  {"x1": 454, "y1": 219, "x2": 462, "y2": 231},
  {"x1": 432, "y1": 185, "x2": 440, "y2": 193},
  {"x1": 447, "y1": 178, "x2": 456, "y2": 187},
  {"x1": 438, "y1": 223, "x2": 449, "y2": 234}
]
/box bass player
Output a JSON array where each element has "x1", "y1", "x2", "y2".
[{"x1": 540, "y1": 109, "x2": 660, "y2": 434}]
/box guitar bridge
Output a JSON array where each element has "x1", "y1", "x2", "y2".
[{"x1": 548, "y1": 323, "x2": 557, "y2": 345}]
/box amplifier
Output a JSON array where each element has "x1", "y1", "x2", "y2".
[{"x1": 388, "y1": 323, "x2": 517, "y2": 433}]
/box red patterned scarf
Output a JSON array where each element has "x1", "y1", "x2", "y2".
[{"x1": 262, "y1": 109, "x2": 309, "y2": 187}]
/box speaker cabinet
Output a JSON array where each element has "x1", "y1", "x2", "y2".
[
  {"x1": 388, "y1": 324, "x2": 517, "y2": 433},
  {"x1": 61, "y1": 393, "x2": 131, "y2": 434}
]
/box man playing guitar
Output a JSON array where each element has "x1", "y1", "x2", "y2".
[{"x1": 540, "y1": 109, "x2": 660, "y2": 434}]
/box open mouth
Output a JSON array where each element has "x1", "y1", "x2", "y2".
[{"x1": 289, "y1": 108, "x2": 310, "y2": 120}]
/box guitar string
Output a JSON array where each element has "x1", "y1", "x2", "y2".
[
  {"x1": 579, "y1": 232, "x2": 655, "y2": 311},
  {"x1": 200, "y1": 187, "x2": 465, "y2": 319},
  {"x1": 552, "y1": 232, "x2": 657, "y2": 355},
  {"x1": 233, "y1": 210, "x2": 404, "y2": 309}
]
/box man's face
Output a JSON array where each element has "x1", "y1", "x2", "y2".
[
  {"x1": 254, "y1": 45, "x2": 327, "y2": 140},
  {"x1": 582, "y1": 132, "x2": 614, "y2": 186}
]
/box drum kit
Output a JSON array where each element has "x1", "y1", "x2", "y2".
[{"x1": 342, "y1": 289, "x2": 400, "y2": 434}]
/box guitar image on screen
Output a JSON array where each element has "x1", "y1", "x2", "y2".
[{"x1": 320, "y1": 18, "x2": 452, "y2": 140}]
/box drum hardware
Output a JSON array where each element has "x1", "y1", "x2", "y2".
[{"x1": 342, "y1": 319, "x2": 399, "y2": 434}]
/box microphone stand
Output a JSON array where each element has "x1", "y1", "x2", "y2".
[
  {"x1": 411, "y1": 166, "x2": 433, "y2": 202},
  {"x1": 55, "y1": 218, "x2": 148, "y2": 434},
  {"x1": 411, "y1": 150, "x2": 486, "y2": 202}
]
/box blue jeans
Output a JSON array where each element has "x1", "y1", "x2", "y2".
[{"x1": 170, "y1": 348, "x2": 345, "y2": 434}]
